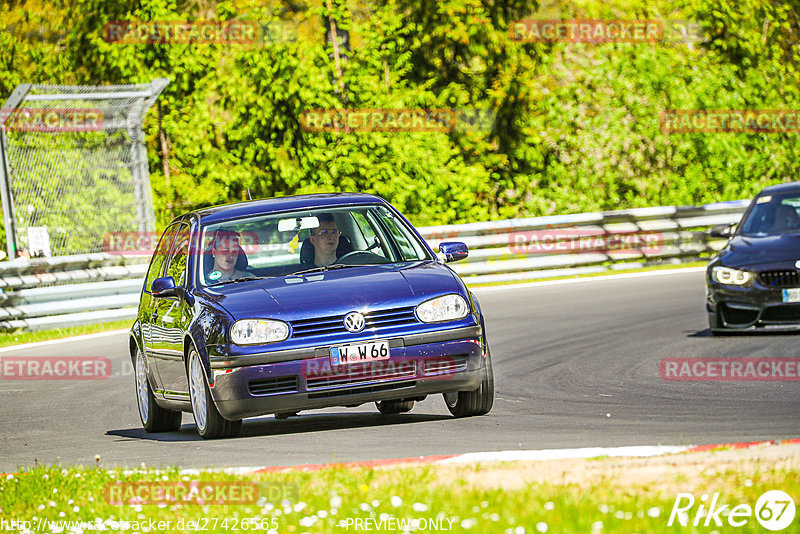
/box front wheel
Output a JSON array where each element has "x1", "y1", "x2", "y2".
[
  {"x1": 135, "y1": 348, "x2": 182, "y2": 433},
  {"x1": 443, "y1": 348, "x2": 494, "y2": 417},
  {"x1": 188, "y1": 349, "x2": 241, "y2": 439}
]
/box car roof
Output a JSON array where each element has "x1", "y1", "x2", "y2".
[
  {"x1": 759, "y1": 181, "x2": 800, "y2": 195},
  {"x1": 190, "y1": 193, "x2": 388, "y2": 225}
]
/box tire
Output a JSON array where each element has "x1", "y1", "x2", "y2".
[
  {"x1": 135, "y1": 348, "x2": 182, "y2": 433},
  {"x1": 376, "y1": 400, "x2": 415, "y2": 414},
  {"x1": 188, "y1": 349, "x2": 241, "y2": 439},
  {"x1": 443, "y1": 347, "x2": 495, "y2": 417}
]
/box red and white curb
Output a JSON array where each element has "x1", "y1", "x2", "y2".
[
  {"x1": 198, "y1": 438, "x2": 800, "y2": 475},
  {"x1": 3, "y1": 439, "x2": 798, "y2": 477}
]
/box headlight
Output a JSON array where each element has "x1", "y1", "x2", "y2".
[
  {"x1": 416, "y1": 294, "x2": 469, "y2": 323},
  {"x1": 230, "y1": 319, "x2": 289, "y2": 345},
  {"x1": 711, "y1": 266, "x2": 754, "y2": 286}
]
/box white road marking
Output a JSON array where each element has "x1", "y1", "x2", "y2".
[
  {"x1": 437, "y1": 445, "x2": 690, "y2": 463},
  {"x1": 0, "y1": 329, "x2": 128, "y2": 353}
]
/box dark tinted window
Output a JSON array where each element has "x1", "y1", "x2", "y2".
[
  {"x1": 145, "y1": 224, "x2": 179, "y2": 292},
  {"x1": 165, "y1": 223, "x2": 191, "y2": 286},
  {"x1": 740, "y1": 193, "x2": 800, "y2": 236}
]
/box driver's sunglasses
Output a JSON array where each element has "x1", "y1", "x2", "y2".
[{"x1": 316, "y1": 229, "x2": 340, "y2": 238}]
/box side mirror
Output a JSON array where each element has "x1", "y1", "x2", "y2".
[
  {"x1": 439, "y1": 241, "x2": 469, "y2": 263},
  {"x1": 709, "y1": 224, "x2": 735, "y2": 239},
  {"x1": 151, "y1": 276, "x2": 179, "y2": 298}
]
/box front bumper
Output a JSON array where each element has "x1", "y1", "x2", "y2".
[
  {"x1": 207, "y1": 327, "x2": 486, "y2": 420},
  {"x1": 707, "y1": 282, "x2": 800, "y2": 331}
]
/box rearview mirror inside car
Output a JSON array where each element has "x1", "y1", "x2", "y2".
[{"x1": 278, "y1": 216, "x2": 320, "y2": 232}]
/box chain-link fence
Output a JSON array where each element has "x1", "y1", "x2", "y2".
[{"x1": 0, "y1": 79, "x2": 168, "y2": 259}]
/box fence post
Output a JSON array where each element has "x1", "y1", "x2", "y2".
[{"x1": 0, "y1": 83, "x2": 32, "y2": 259}]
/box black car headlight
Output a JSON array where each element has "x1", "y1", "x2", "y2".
[
  {"x1": 711, "y1": 266, "x2": 754, "y2": 286},
  {"x1": 230, "y1": 319, "x2": 290, "y2": 345},
  {"x1": 416, "y1": 294, "x2": 469, "y2": 323}
]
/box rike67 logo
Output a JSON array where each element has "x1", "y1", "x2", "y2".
[{"x1": 668, "y1": 490, "x2": 796, "y2": 531}]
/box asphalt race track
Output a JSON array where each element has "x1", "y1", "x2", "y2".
[{"x1": 1, "y1": 269, "x2": 798, "y2": 471}]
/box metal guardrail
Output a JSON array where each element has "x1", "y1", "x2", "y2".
[{"x1": 0, "y1": 200, "x2": 749, "y2": 331}]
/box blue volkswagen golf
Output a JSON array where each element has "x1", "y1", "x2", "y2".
[{"x1": 130, "y1": 193, "x2": 494, "y2": 438}]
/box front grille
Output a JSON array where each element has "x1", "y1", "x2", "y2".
[
  {"x1": 307, "y1": 380, "x2": 416, "y2": 399},
  {"x1": 306, "y1": 361, "x2": 417, "y2": 390},
  {"x1": 759, "y1": 270, "x2": 800, "y2": 288},
  {"x1": 290, "y1": 307, "x2": 418, "y2": 338},
  {"x1": 720, "y1": 304, "x2": 758, "y2": 326},
  {"x1": 248, "y1": 376, "x2": 299, "y2": 396},
  {"x1": 760, "y1": 305, "x2": 800, "y2": 323},
  {"x1": 424, "y1": 355, "x2": 469, "y2": 375}
]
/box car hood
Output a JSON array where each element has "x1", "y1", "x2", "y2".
[
  {"x1": 202, "y1": 261, "x2": 462, "y2": 321},
  {"x1": 717, "y1": 234, "x2": 800, "y2": 268}
]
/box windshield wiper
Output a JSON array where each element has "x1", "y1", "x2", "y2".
[
  {"x1": 292, "y1": 263, "x2": 359, "y2": 276},
  {"x1": 207, "y1": 275, "x2": 271, "y2": 287}
]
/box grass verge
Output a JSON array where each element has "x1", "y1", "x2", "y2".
[
  {"x1": 1, "y1": 445, "x2": 797, "y2": 533},
  {"x1": 0, "y1": 319, "x2": 132, "y2": 349}
]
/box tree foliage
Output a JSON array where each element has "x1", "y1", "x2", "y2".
[{"x1": 0, "y1": 0, "x2": 798, "y2": 243}]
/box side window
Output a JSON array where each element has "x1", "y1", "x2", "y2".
[
  {"x1": 165, "y1": 224, "x2": 190, "y2": 287},
  {"x1": 379, "y1": 212, "x2": 425, "y2": 260},
  {"x1": 352, "y1": 211, "x2": 388, "y2": 259},
  {"x1": 145, "y1": 224, "x2": 179, "y2": 293}
]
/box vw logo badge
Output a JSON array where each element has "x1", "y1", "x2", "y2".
[{"x1": 343, "y1": 312, "x2": 366, "y2": 333}]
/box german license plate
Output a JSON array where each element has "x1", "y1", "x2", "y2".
[
  {"x1": 782, "y1": 288, "x2": 800, "y2": 303},
  {"x1": 330, "y1": 340, "x2": 390, "y2": 365}
]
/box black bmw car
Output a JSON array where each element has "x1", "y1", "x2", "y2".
[{"x1": 706, "y1": 181, "x2": 800, "y2": 333}]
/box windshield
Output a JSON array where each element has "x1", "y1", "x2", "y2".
[
  {"x1": 739, "y1": 192, "x2": 800, "y2": 237},
  {"x1": 196, "y1": 205, "x2": 433, "y2": 286}
]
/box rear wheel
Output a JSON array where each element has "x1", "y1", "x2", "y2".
[
  {"x1": 444, "y1": 347, "x2": 494, "y2": 417},
  {"x1": 376, "y1": 400, "x2": 415, "y2": 414},
  {"x1": 188, "y1": 349, "x2": 241, "y2": 439},
  {"x1": 135, "y1": 348, "x2": 182, "y2": 432}
]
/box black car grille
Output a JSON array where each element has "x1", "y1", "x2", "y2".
[
  {"x1": 423, "y1": 355, "x2": 469, "y2": 375},
  {"x1": 248, "y1": 376, "x2": 299, "y2": 396},
  {"x1": 307, "y1": 380, "x2": 417, "y2": 399},
  {"x1": 306, "y1": 361, "x2": 417, "y2": 390},
  {"x1": 759, "y1": 270, "x2": 800, "y2": 288},
  {"x1": 290, "y1": 307, "x2": 418, "y2": 338},
  {"x1": 761, "y1": 305, "x2": 800, "y2": 323}
]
